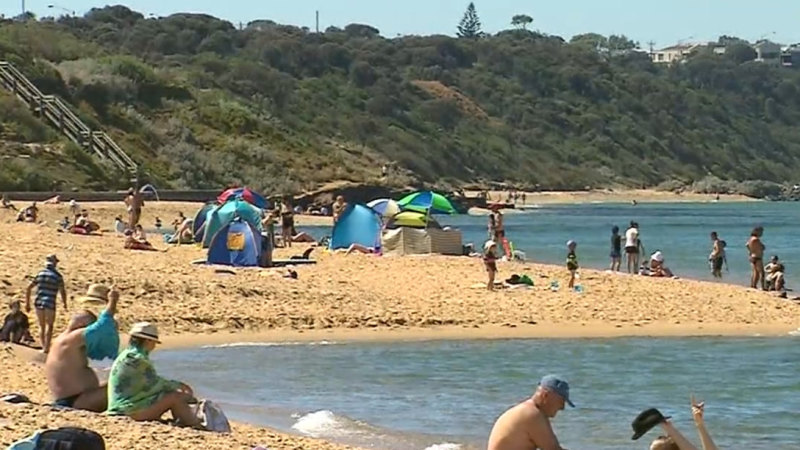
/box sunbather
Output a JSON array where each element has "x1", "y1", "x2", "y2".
[{"x1": 124, "y1": 229, "x2": 159, "y2": 251}]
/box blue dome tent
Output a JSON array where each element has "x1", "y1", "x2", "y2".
[
  {"x1": 207, "y1": 219, "x2": 262, "y2": 267},
  {"x1": 202, "y1": 199, "x2": 263, "y2": 248},
  {"x1": 329, "y1": 204, "x2": 382, "y2": 250},
  {"x1": 192, "y1": 202, "x2": 217, "y2": 243}
]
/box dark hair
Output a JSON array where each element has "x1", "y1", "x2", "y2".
[
  {"x1": 710, "y1": 231, "x2": 717, "y2": 237},
  {"x1": 751, "y1": 226, "x2": 763, "y2": 236},
  {"x1": 611, "y1": 225, "x2": 619, "y2": 233}
]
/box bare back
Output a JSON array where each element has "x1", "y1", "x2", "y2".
[
  {"x1": 45, "y1": 330, "x2": 99, "y2": 399},
  {"x1": 488, "y1": 400, "x2": 560, "y2": 450}
]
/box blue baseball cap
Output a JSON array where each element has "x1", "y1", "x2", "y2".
[{"x1": 539, "y1": 375, "x2": 574, "y2": 407}]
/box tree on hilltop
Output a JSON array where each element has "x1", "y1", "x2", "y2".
[
  {"x1": 457, "y1": 2, "x2": 483, "y2": 39},
  {"x1": 511, "y1": 14, "x2": 533, "y2": 30}
]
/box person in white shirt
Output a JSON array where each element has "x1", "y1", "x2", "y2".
[{"x1": 625, "y1": 221, "x2": 641, "y2": 274}]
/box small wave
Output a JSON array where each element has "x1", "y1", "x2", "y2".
[
  {"x1": 201, "y1": 340, "x2": 336, "y2": 349},
  {"x1": 291, "y1": 410, "x2": 363, "y2": 438},
  {"x1": 425, "y1": 443, "x2": 462, "y2": 450},
  {"x1": 789, "y1": 328, "x2": 800, "y2": 337}
]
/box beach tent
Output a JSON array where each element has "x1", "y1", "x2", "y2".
[
  {"x1": 329, "y1": 204, "x2": 382, "y2": 250},
  {"x1": 192, "y1": 202, "x2": 217, "y2": 243},
  {"x1": 202, "y1": 199, "x2": 263, "y2": 248},
  {"x1": 382, "y1": 227, "x2": 463, "y2": 256},
  {"x1": 386, "y1": 211, "x2": 441, "y2": 229},
  {"x1": 207, "y1": 219, "x2": 262, "y2": 267},
  {"x1": 217, "y1": 187, "x2": 268, "y2": 209}
]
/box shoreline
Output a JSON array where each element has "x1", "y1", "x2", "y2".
[
  {"x1": 473, "y1": 189, "x2": 757, "y2": 205},
  {"x1": 159, "y1": 322, "x2": 800, "y2": 349}
]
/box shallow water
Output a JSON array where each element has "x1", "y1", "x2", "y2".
[
  {"x1": 154, "y1": 337, "x2": 800, "y2": 449},
  {"x1": 301, "y1": 201, "x2": 798, "y2": 286}
]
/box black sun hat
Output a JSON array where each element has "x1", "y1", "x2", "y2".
[{"x1": 631, "y1": 408, "x2": 671, "y2": 440}]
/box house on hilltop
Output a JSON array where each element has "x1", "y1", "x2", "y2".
[
  {"x1": 650, "y1": 43, "x2": 703, "y2": 64},
  {"x1": 753, "y1": 40, "x2": 782, "y2": 61}
]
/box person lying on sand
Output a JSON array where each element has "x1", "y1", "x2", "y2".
[
  {"x1": 335, "y1": 243, "x2": 376, "y2": 255},
  {"x1": 645, "y1": 397, "x2": 718, "y2": 450},
  {"x1": 46, "y1": 284, "x2": 120, "y2": 412},
  {"x1": 487, "y1": 375, "x2": 573, "y2": 450},
  {"x1": 290, "y1": 227, "x2": 315, "y2": 243},
  {"x1": 641, "y1": 251, "x2": 674, "y2": 278},
  {"x1": 16, "y1": 202, "x2": 38, "y2": 222},
  {"x1": 168, "y1": 217, "x2": 194, "y2": 245},
  {"x1": 0, "y1": 300, "x2": 34, "y2": 345},
  {"x1": 107, "y1": 322, "x2": 200, "y2": 428},
  {"x1": 124, "y1": 229, "x2": 162, "y2": 252}
]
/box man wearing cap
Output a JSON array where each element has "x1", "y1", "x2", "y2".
[
  {"x1": 45, "y1": 284, "x2": 120, "y2": 412},
  {"x1": 107, "y1": 322, "x2": 199, "y2": 427},
  {"x1": 25, "y1": 255, "x2": 67, "y2": 352},
  {"x1": 487, "y1": 375, "x2": 573, "y2": 450}
]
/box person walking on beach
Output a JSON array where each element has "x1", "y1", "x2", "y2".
[
  {"x1": 708, "y1": 232, "x2": 726, "y2": 279},
  {"x1": 484, "y1": 240, "x2": 499, "y2": 291},
  {"x1": 746, "y1": 226, "x2": 765, "y2": 290},
  {"x1": 25, "y1": 254, "x2": 67, "y2": 353},
  {"x1": 487, "y1": 375, "x2": 573, "y2": 450},
  {"x1": 46, "y1": 284, "x2": 120, "y2": 412},
  {"x1": 125, "y1": 187, "x2": 145, "y2": 229},
  {"x1": 625, "y1": 221, "x2": 641, "y2": 274},
  {"x1": 610, "y1": 226, "x2": 622, "y2": 271},
  {"x1": 566, "y1": 240, "x2": 579, "y2": 289}
]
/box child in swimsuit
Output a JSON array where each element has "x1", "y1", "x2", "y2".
[
  {"x1": 483, "y1": 240, "x2": 498, "y2": 291},
  {"x1": 566, "y1": 240, "x2": 579, "y2": 289}
]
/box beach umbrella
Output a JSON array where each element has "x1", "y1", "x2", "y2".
[
  {"x1": 217, "y1": 187, "x2": 268, "y2": 209},
  {"x1": 366, "y1": 198, "x2": 401, "y2": 218},
  {"x1": 397, "y1": 191, "x2": 457, "y2": 215}
]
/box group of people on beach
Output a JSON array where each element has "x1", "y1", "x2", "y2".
[
  {"x1": 12, "y1": 254, "x2": 203, "y2": 428},
  {"x1": 488, "y1": 375, "x2": 719, "y2": 450}
]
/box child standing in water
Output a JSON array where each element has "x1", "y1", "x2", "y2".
[
  {"x1": 610, "y1": 226, "x2": 621, "y2": 271},
  {"x1": 483, "y1": 240, "x2": 498, "y2": 291},
  {"x1": 566, "y1": 240, "x2": 579, "y2": 289}
]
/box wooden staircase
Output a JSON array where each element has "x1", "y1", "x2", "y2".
[{"x1": 0, "y1": 61, "x2": 137, "y2": 174}]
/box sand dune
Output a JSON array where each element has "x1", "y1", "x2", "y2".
[{"x1": 1, "y1": 201, "x2": 798, "y2": 449}]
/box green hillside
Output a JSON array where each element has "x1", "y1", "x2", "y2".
[{"x1": 1, "y1": 6, "x2": 800, "y2": 194}]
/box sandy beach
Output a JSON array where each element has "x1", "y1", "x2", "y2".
[{"x1": 1, "y1": 201, "x2": 798, "y2": 449}]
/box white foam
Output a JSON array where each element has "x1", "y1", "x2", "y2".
[
  {"x1": 292, "y1": 410, "x2": 350, "y2": 438},
  {"x1": 425, "y1": 443, "x2": 461, "y2": 450},
  {"x1": 789, "y1": 328, "x2": 800, "y2": 336},
  {"x1": 201, "y1": 340, "x2": 336, "y2": 349}
]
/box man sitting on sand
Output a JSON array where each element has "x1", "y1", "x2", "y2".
[
  {"x1": 487, "y1": 375, "x2": 573, "y2": 450},
  {"x1": 168, "y1": 216, "x2": 194, "y2": 245},
  {"x1": 16, "y1": 202, "x2": 38, "y2": 222},
  {"x1": 765, "y1": 255, "x2": 786, "y2": 292},
  {"x1": 46, "y1": 284, "x2": 120, "y2": 412},
  {"x1": 124, "y1": 229, "x2": 161, "y2": 252},
  {"x1": 642, "y1": 251, "x2": 674, "y2": 278},
  {"x1": 107, "y1": 322, "x2": 200, "y2": 427},
  {"x1": 1, "y1": 193, "x2": 16, "y2": 210}
]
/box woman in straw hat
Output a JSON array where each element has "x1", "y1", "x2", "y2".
[{"x1": 106, "y1": 322, "x2": 199, "y2": 427}]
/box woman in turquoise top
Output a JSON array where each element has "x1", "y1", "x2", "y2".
[{"x1": 106, "y1": 322, "x2": 199, "y2": 427}]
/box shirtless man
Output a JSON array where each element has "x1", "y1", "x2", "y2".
[
  {"x1": 487, "y1": 375, "x2": 573, "y2": 450},
  {"x1": 45, "y1": 285, "x2": 119, "y2": 412},
  {"x1": 125, "y1": 188, "x2": 145, "y2": 229}
]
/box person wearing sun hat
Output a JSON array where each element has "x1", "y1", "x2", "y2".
[
  {"x1": 45, "y1": 284, "x2": 120, "y2": 412},
  {"x1": 106, "y1": 322, "x2": 199, "y2": 427},
  {"x1": 487, "y1": 375, "x2": 574, "y2": 450}
]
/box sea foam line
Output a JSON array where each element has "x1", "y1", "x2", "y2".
[{"x1": 201, "y1": 340, "x2": 337, "y2": 349}]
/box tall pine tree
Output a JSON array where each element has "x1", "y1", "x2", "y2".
[{"x1": 457, "y1": 2, "x2": 482, "y2": 38}]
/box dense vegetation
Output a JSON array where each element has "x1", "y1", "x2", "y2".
[{"x1": 2, "y1": 5, "x2": 800, "y2": 194}]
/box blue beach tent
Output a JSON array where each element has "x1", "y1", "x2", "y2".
[
  {"x1": 202, "y1": 199, "x2": 263, "y2": 248},
  {"x1": 193, "y1": 202, "x2": 217, "y2": 243},
  {"x1": 329, "y1": 204, "x2": 382, "y2": 250},
  {"x1": 207, "y1": 219, "x2": 263, "y2": 267}
]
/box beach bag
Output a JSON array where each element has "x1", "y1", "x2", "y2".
[
  {"x1": 192, "y1": 399, "x2": 231, "y2": 433},
  {"x1": 34, "y1": 427, "x2": 105, "y2": 450}
]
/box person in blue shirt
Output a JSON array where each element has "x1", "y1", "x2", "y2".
[
  {"x1": 45, "y1": 284, "x2": 120, "y2": 412},
  {"x1": 25, "y1": 254, "x2": 67, "y2": 353}
]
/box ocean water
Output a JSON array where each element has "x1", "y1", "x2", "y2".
[
  {"x1": 301, "y1": 202, "x2": 799, "y2": 286},
  {"x1": 153, "y1": 337, "x2": 800, "y2": 449}
]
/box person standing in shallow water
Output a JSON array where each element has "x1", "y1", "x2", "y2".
[
  {"x1": 709, "y1": 231, "x2": 726, "y2": 279},
  {"x1": 746, "y1": 226, "x2": 766, "y2": 290},
  {"x1": 610, "y1": 226, "x2": 622, "y2": 271}
]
